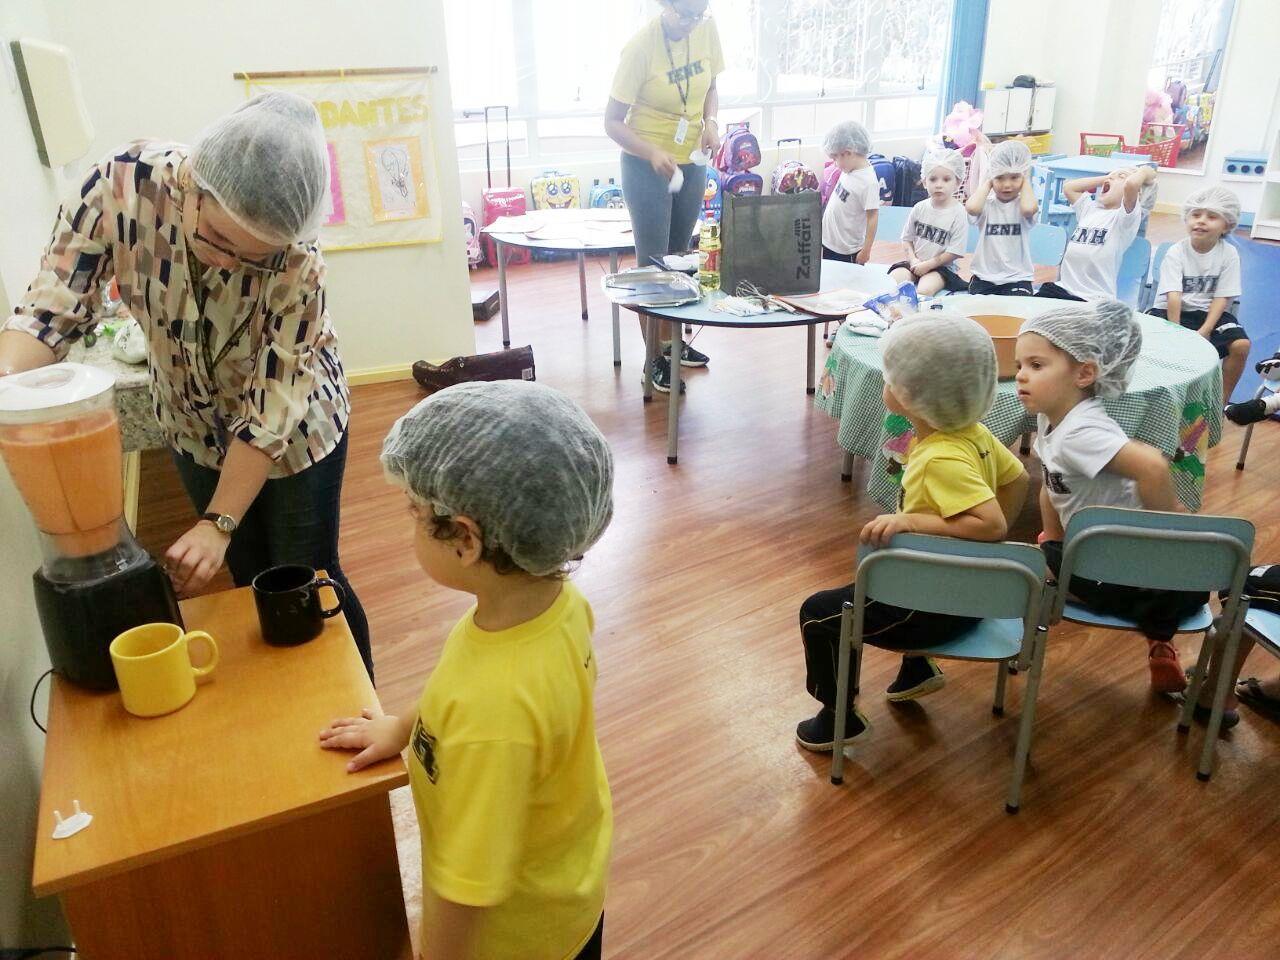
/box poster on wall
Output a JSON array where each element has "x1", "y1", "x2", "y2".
[{"x1": 245, "y1": 70, "x2": 442, "y2": 249}]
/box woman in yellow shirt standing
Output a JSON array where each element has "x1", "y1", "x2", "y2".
[{"x1": 605, "y1": 0, "x2": 724, "y2": 393}]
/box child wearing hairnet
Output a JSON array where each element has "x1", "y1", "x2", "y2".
[
  {"x1": 1015, "y1": 300, "x2": 1206, "y2": 695},
  {"x1": 888, "y1": 149, "x2": 969, "y2": 295},
  {"x1": 796, "y1": 313, "x2": 1029, "y2": 751},
  {"x1": 964, "y1": 138, "x2": 1039, "y2": 295},
  {"x1": 1148, "y1": 186, "x2": 1249, "y2": 403},
  {"x1": 821, "y1": 120, "x2": 880, "y2": 265},
  {"x1": 320, "y1": 381, "x2": 615, "y2": 960},
  {"x1": 1035, "y1": 166, "x2": 1158, "y2": 302}
]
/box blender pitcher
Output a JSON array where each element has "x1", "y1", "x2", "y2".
[{"x1": 0, "y1": 363, "x2": 182, "y2": 689}]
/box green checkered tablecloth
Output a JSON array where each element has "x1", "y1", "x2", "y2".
[{"x1": 814, "y1": 306, "x2": 1224, "y2": 511}]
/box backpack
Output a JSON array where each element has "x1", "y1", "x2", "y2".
[
  {"x1": 461, "y1": 201, "x2": 482, "y2": 269},
  {"x1": 590, "y1": 177, "x2": 625, "y2": 209},
  {"x1": 771, "y1": 138, "x2": 818, "y2": 195},
  {"x1": 820, "y1": 160, "x2": 841, "y2": 209},
  {"x1": 703, "y1": 166, "x2": 723, "y2": 219},
  {"x1": 714, "y1": 121, "x2": 762, "y2": 173},
  {"x1": 721, "y1": 170, "x2": 764, "y2": 197},
  {"x1": 1229, "y1": 565, "x2": 1280, "y2": 615},
  {"x1": 892, "y1": 155, "x2": 926, "y2": 207},
  {"x1": 867, "y1": 153, "x2": 896, "y2": 204},
  {"x1": 529, "y1": 169, "x2": 582, "y2": 261}
]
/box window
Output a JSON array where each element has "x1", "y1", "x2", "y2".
[{"x1": 445, "y1": 0, "x2": 956, "y2": 167}]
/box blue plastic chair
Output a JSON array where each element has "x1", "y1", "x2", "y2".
[
  {"x1": 831, "y1": 533, "x2": 1049, "y2": 812},
  {"x1": 873, "y1": 204, "x2": 911, "y2": 248},
  {"x1": 1139, "y1": 241, "x2": 1174, "y2": 312},
  {"x1": 1031, "y1": 157, "x2": 1074, "y2": 229},
  {"x1": 1029, "y1": 223, "x2": 1068, "y2": 267},
  {"x1": 1115, "y1": 236, "x2": 1152, "y2": 307},
  {"x1": 1050, "y1": 506, "x2": 1255, "y2": 780}
]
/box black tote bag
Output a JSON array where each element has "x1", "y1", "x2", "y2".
[{"x1": 720, "y1": 193, "x2": 822, "y2": 296}]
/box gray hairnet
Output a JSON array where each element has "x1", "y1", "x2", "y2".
[
  {"x1": 190, "y1": 92, "x2": 329, "y2": 245},
  {"x1": 882, "y1": 311, "x2": 996, "y2": 431},
  {"x1": 987, "y1": 140, "x2": 1032, "y2": 179},
  {"x1": 921, "y1": 149, "x2": 966, "y2": 183},
  {"x1": 1018, "y1": 299, "x2": 1142, "y2": 399},
  {"x1": 381, "y1": 380, "x2": 614, "y2": 576},
  {"x1": 1183, "y1": 185, "x2": 1241, "y2": 230},
  {"x1": 823, "y1": 120, "x2": 872, "y2": 157}
]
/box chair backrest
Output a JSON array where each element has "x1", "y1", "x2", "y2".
[
  {"x1": 874, "y1": 204, "x2": 912, "y2": 246},
  {"x1": 855, "y1": 533, "x2": 1046, "y2": 624},
  {"x1": 965, "y1": 221, "x2": 980, "y2": 254},
  {"x1": 1054, "y1": 506, "x2": 1255, "y2": 623},
  {"x1": 1110, "y1": 153, "x2": 1149, "y2": 164},
  {"x1": 1116, "y1": 236, "x2": 1152, "y2": 306},
  {"x1": 1029, "y1": 223, "x2": 1068, "y2": 267},
  {"x1": 1139, "y1": 240, "x2": 1175, "y2": 312}
]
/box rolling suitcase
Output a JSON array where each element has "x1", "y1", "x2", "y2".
[{"x1": 476, "y1": 105, "x2": 530, "y2": 268}]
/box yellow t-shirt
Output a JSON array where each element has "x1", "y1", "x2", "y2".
[
  {"x1": 610, "y1": 16, "x2": 725, "y2": 163},
  {"x1": 901, "y1": 422, "x2": 1024, "y2": 518},
  {"x1": 408, "y1": 581, "x2": 612, "y2": 960}
]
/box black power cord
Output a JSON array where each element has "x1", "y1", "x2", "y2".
[{"x1": 29, "y1": 668, "x2": 53, "y2": 734}]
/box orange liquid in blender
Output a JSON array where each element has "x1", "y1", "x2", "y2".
[{"x1": 0, "y1": 409, "x2": 124, "y2": 557}]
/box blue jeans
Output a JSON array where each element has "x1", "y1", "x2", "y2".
[
  {"x1": 619, "y1": 150, "x2": 707, "y2": 270},
  {"x1": 171, "y1": 433, "x2": 373, "y2": 680}
]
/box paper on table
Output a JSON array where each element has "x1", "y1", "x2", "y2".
[{"x1": 773, "y1": 289, "x2": 877, "y2": 317}]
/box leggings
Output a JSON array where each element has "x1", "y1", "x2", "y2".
[
  {"x1": 171, "y1": 433, "x2": 373, "y2": 680},
  {"x1": 619, "y1": 150, "x2": 707, "y2": 270}
]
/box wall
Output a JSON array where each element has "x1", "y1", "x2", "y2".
[
  {"x1": 0, "y1": 2, "x2": 71, "y2": 948},
  {"x1": 981, "y1": 0, "x2": 1280, "y2": 212},
  {"x1": 45, "y1": 0, "x2": 475, "y2": 375}
]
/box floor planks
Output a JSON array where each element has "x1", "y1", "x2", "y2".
[{"x1": 135, "y1": 213, "x2": 1280, "y2": 959}]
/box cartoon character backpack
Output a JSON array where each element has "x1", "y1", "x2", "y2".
[
  {"x1": 771, "y1": 138, "x2": 819, "y2": 195},
  {"x1": 461, "y1": 201, "x2": 482, "y2": 268},
  {"x1": 714, "y1": 122, "x2": 762, "y2": 173}
]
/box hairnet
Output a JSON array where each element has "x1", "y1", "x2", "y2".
[
  {"x1": 920, "y1": 149, "x2": 966, "y2": 184},
  {"x1": 1183, "y1": 185, "x2": 1241, "y2": 230},
  {"x1": 190, "y1": 92, "x2": 329, "y2": 245},
  {"x1": 1137, "y1": 173, "x2": 1159, "y2": 213},
  {"x1": 823, "y1": 120, "x2": 872, "y2": 157},
  {"x1": 881, "y1": 311, "x2": 997, "y2": 431},
  {"x1": 1018, "y1": 299, "x2": 1142, "y2": 399},
  {"x1": 381, "y1": 380, "x2": 615, "y2": 576},
  {"x1": 986, "y1": 140, "x2": 1032, "y2": 179}
]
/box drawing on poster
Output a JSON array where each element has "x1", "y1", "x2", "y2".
[{"x1": 365, "y1": 137, "x2": 429, "y2": 222}]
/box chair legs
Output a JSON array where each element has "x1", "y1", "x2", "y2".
[
  {"x1": 1235, "y1": 384, "x2": 1268, "y2": 470},
  {"x1": 992, "y1": 660, "x2": 1013, "y2": 716},
  {"x1": 1179, "y1": 614, "x2": 1244, "y2": 781},
  {"x1": 831, "y1": 603, "x2": 859, "y2": 784},
  {"x1": 1006, "y1": 627, "x2": 1048, "y2": 814},
  {"x1": 1178, "y1": 626, "x2": 1215, "y2": 731}
]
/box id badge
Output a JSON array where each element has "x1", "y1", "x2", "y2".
[{"x1": 674, "y1": 116, "x2": 689, "y2": 146}]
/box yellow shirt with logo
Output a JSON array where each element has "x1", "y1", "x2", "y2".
[
  {"x1": 901, "y1": 422, "x2": 1024, "y2": 518},
  {"x1": 610, "y1": 16, "x2": 725, "y2": 163},
  {"x1": 408, "y1": 581, "x2": 611, "y2": 960}
]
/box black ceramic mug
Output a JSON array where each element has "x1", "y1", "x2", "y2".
[{"x1": 251, "y1": 564, "x2": 345, "y2": 647}]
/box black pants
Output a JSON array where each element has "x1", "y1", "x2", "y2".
[
  {"x1": 969, "y1": 276, "x2": 1033, "y2": 296},
  {"x1": 888, "y1": 260, "x2": 969, "y2": 292},
  {"x1": 1040, "y1": 541, "x2": 1207, "y2": 642},
  {"x1": 1034, "y1": 281, "x2": 1085, "y2": 301},
  {"x1": 573, "y1": 914, "x2": 604, "y2": 960},
  {"x1": 800, "y1": 585, "x2": 978, "y2": 711},
  {"x1": 822, "y1": 245, "x2": 861, "y2": 263},
  {"x1": 171, "y1": 432, "x2": 374, "y2": 680},
  {"x1": 1147, "y1": 307, "x2": 1248, "y2": 359}
]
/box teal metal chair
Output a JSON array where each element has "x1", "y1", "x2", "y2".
[
  {"x1": 1049, "y1": 507, "x2": 1254, "y2": 780},
  {"x1": 831, "y1": 533, "x2": 1049, "y2": 813},
  {"x1": 874, "y1": 204, "x2": 911, "y2": 248},
  {"x1": 1139, "y1": 241, "x2": 1174, "y2": 312},
  {"x1": 1116, "y1": 236, "x2": 1152, "y2": 307},
  {"x1": 1029, "y1": 223, "x2": 1068, "y2": 267}
]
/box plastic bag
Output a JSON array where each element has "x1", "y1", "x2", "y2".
[{"x1": 862, "y1": 282, "x2": 920, "y2": 327}]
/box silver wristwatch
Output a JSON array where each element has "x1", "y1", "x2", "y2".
[{"x1": 201, "y1": 512, "x2": 238, "y2": 534}]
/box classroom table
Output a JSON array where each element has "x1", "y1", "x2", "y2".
[
  {"x1": 1039, "y1": 154, "x2": 1159, "y2": 225},
  {"x1": 620, "y1": 260, "x2": 896, "y2": 464},
  {"x1": 32, "y1": 581, "x2": 411, "y2": 960},
  {"x1": 814, "y1": 295, "x2": 1224, "y2": 512}
]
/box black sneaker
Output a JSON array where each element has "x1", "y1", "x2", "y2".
[
  {"x1": 1224, "y1": 399, "x2": 1268, "y2": 426},
  {"x1": 645, "y1": 355, "x2": 686, "y2": 394},
  {"x1": 795, "y1": 707, "x2": 871, "y2": 752},
  {"x1": 663, "y1": 343, "x2": 710, "y2": 367},
  {"x1": 886, "y1": 656, "x2": 946, "y2": 702}
]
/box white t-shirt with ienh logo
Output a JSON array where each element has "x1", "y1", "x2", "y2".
[
  {"x1": 1155, "y1": 238, "x2": 1242, "y2": 312},
  {"x1": 902, "y1": 199, "x2": 968, "y2": 261},
  {"x1": 822, "y1": 166, "x2": 880, "y2": 255},
  {"x1": 970, "y1": 193, "x2": 1037, "y2": 284},
  {"x1": 1034, "y1": 399, "x2": 1139, "y2": 530},
  {"x1": 1056, "y1": 194, "x2": 1143, "y2": 301}
]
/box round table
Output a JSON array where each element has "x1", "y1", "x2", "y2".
[
  {"x1": 813, "y1": 294, "x2": 1224, "y2": 511},
  {"x1": 620, "y1": 260, "x2": 896, "y2": 463}
]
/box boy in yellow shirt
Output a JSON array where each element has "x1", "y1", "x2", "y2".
[
  {"x1": 797, "y1": 312, "x2": 1029, "y2": 750},
  {"x1": 321, "y1": 380, "x2": 614, "y2": 960}
]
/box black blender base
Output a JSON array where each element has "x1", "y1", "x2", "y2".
[{"x1": 34, "y1": 559, "x2": 183, "y2": 690}]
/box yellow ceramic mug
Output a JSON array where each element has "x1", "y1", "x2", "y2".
[{"x1": 109, "y1": 623, "x2": 219, "y2": 717}]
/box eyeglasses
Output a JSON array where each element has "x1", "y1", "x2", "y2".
[
  {"x1": 192, "y1": 192, "x2": 285, "y2": 274},
  {"x1": 671, "y1": 2, "x2": 709, "y2": 24}
]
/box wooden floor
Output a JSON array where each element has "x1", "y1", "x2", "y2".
[{"x1": 136, "y1": 214, "x2": 1280, "y2": 959}]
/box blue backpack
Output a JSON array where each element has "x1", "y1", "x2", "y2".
[
  {"x1": 590, "y1": 177, "x2": 625, "y2": 209},
  {"x1": 867, "y1": 153, "x2": 896, "y2": 204}
]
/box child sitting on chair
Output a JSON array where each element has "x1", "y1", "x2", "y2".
[
  {"x1": 1225, "y1": 354, "x2": 1280, "y2": 424},
  {"x1": 889, "y1": 149, "x2": 969, "y2": 296},
  {"x1": 1014, "y1": 300, "x2": 1207, "y2": 694},
  {"x1": 821, "y1": 120, "x2": 880, "y2": 265},
  {"x1": 965, "y1": 139, "x2": 1039, "y2": 296},
  {"x1": 1147, "y1": 186, "x2": 1248, "y2": 403},
  {"x1": 1035, "y1": 166, "x2": 1158, "y2": 302},
  {"x1": 320, "y1": 381, "x2": 614, "y2": 960},
  {"x1": 796, "y1": 312, "x2": 1029, "y2": 750}
]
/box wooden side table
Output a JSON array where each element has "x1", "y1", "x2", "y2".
[{"x1": 32, "y1": 583, "x2": 411, "y2": 960}]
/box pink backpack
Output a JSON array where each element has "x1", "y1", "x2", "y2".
[
  {"x1": 771, "y1": 138, "x2": 819, "y2": 195},
  {"x1": 820, "y1": 160, "x2": 842, "y2": 208}
]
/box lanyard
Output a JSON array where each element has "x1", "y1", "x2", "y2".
[
  {"x1": 663, "y1": 31, "x2": 693, "y2": 114},
  {"x1": 185, "y1": 248, "x2": 259, "y2": 384}
]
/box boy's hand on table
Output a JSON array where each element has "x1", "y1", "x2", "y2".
[
  {"x1": 319, "y1": 708, "x2": 408, "y2": 772},
  {"x1": 860, "y1": 512, "x2": 915, "y2": 547}
]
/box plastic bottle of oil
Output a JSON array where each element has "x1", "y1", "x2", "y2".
[{"x1": 697, "y1": 219, "x2": 721, "y2": 292}]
